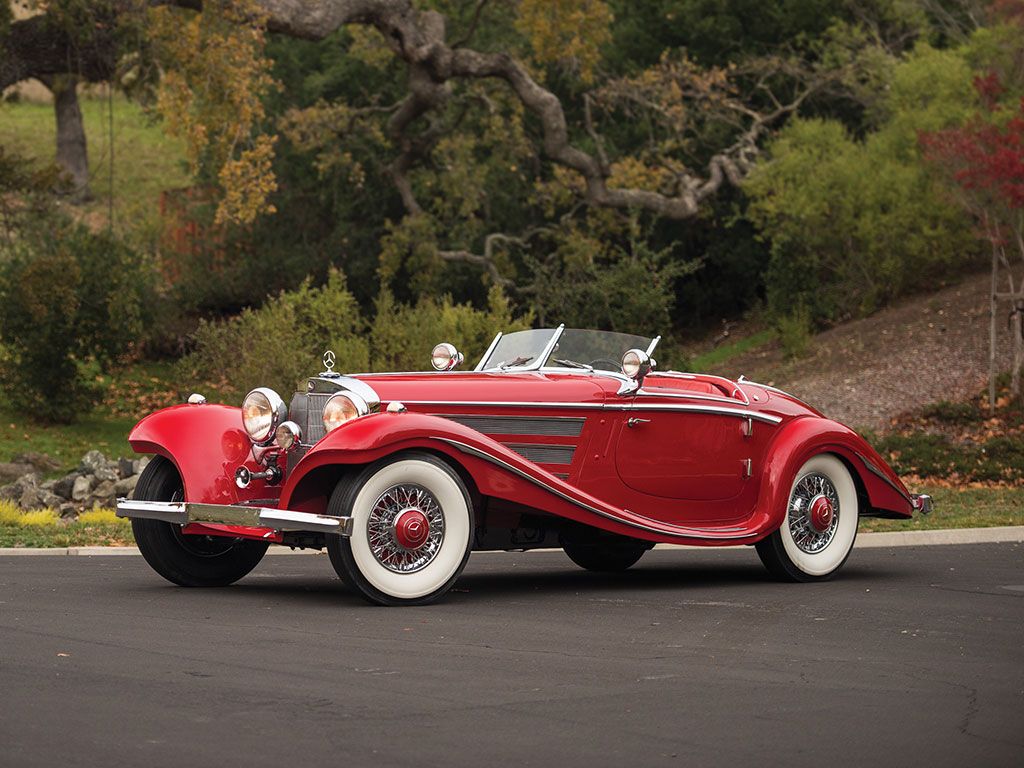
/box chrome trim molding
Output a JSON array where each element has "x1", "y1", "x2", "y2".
[
  {"x1": 529, "y1": 323, "x2": 566, "y2": 371},
  {"x1": 475, "y1": 332, "x2": 504, "y2": 371},
  {"x1": 636, "y1": 388, "x2": 752, "y2": 407},
  {"x1": 627, "y1": 403, "x2": 781, "y2": 424},
  {"x1": 436, "y1": 438, "x2": 753, "y2": 541},
  {"x1": 645, "y1": 335, "x2": 662, "y2": 357},
  {"x1": 854, "y1": 451, "x2": 914, "y2": 505},
  {"x1": 116, "y1": 498, "x2": 353, "y2": 536},
  {"x1": 404, "y1": 399, "x2": 781, "y2": 423}
]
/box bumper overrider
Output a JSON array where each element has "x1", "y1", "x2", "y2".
[{"x1": 115, "y1": 498, "x2": 354, "y2": 536}]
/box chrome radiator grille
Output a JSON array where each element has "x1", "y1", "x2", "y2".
[{"x1": 304, "y1": 393, "x2": 332, "y2": 444}]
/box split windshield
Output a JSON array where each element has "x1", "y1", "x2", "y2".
[{"x1": 478, "y1": 328, "x2": 656, "y2": 372}]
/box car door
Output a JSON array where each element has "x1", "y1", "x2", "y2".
[{"x1": 613, "y1": 378, "x2": 764, "y2": 502}]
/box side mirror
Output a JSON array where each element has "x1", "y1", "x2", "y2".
[
  {"x1": 431, "y1": 342, "x2": 464, "y2": 371},
  {"x1": 621, "y1": 348, "x2": 652, "y2": 386}
]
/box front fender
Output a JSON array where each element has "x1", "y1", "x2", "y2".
[
  {"x1": 128, "y1": 404, "x2": 274, "y2": 505},
  {"x1": 756, "y1": 416, "x2": 914, "y2": 533}
]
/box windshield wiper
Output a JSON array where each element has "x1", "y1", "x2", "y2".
[
  {"x1": 552, "y1": 358, "x2": 593, "y2": 371},
  {"x1": 497, "y1": 355, "x2": 533, "y2": 369}
]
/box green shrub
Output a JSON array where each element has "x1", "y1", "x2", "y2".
[
  {"x1": 181, "y1": 269, "x2": 370, "y2": 399},
  {"x1": 371, "y1": 286, "x2": 532, "y2": 372},
  {"x1": 745, "y1": 44, "x2": 978, "y2": 326},
  {"x1": 181, "y1": 273, "x2": 532, "y2": 399},
  {"x1": 776, "y1": 306, "x2": 813, "y2": 359},
  {"x1": 0, "y1": 222, "x2": 156, "y2": 423}
]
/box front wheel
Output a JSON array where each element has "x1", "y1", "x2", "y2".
[
  {"x1": 130, "y1": 456, "x2": 268, "y2": 587},
  {"x1": 755, "y1": 454, "x2": 858, "y2": 582},
  {"x1": 326, "y1": 452, "x2": 474, "y2": 606}
]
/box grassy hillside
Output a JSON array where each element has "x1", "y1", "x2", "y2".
[{"x1": 0, "y1": 94, "x2": 189, "y2": 240}]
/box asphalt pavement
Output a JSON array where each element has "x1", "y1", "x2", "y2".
[{"x1": 1, "y1": 543, "x2": 1022, "y2": 767}]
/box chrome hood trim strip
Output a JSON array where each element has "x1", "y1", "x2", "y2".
[{"x1": 398, "y1": 400, "x2": 782, "y2": 424}]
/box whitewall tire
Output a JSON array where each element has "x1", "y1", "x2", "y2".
[
  {"x1": 326, "y1": 452, "x2": 473, "y2": 605},
  {"x1": 755, "y1": 454, "x2": 858, "y2": 582}
]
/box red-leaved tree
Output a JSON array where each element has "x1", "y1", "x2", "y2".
[{"x1": 921, "y1": 75, "x2": 1024, "y2": 403}]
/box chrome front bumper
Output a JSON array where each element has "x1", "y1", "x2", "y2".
[
  {"x1": 911, "y1": 494, "x2": 934, "y2": 514},
  {"x1": 115, "y1": 498, "x2": 353, "y2": 536}
]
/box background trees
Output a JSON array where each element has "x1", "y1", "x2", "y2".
[{"x1": 1, "y1": 0, "x2": 1022, "y2": 417}]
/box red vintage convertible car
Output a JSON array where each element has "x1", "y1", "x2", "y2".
[{"x1": 117, "y1": 327, "x2": 931, "y2": 605}]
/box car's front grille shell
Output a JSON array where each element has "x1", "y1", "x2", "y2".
[{"x1": 304, "y1": 393, "x2": 332, "y2": 444}]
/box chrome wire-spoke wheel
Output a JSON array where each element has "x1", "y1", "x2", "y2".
[
  {"x1": 756, "y1": 454, "x2": 859, "y2": 582},
  {"x1": 327, "y1": 453, "x2": 474, "y2": 605},
  {"x1": 787, "y1": 472, "x2": 841, "y2": 554},
  {"x1": 367, "y1": 483, "x2": 446, "y2": 573}
]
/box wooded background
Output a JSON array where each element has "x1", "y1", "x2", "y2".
[{"x1": 1, "y1": 0, "x2": 1022, "y2": 421}]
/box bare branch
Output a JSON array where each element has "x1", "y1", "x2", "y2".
[{"x1": 451, "y1": 0, "x2": 491, "y2": 49}]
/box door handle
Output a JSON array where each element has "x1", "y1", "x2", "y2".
[{"x1": 626, "y1": 417, "x2": 650, "y2": 428}]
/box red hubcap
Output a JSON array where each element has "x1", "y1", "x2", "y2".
[
  {"x1": 808, "y1": 495, "x2": 835, "y2": 533},
  {"x1": 393, "y1": 508, "x2": 430, "y2": 550}
]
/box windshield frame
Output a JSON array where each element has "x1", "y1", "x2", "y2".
[{"x1": 475, "y1": 326, "x2": 661, "y2": 379}]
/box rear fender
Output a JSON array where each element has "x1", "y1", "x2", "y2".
[
  {"x1": 755, "y1": 417, "x2": 914, "y2": 533},
  {"x1": 128, "y1": 404, "x2": 277, "y2": 505}
]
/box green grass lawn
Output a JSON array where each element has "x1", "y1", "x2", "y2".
[
  {"x1": 0, "y1": 95, "x2": 188, "y2": 240},
  {"x1": 0, "y1": 410, "x2": 135, "y2": 475},
  {"x1": 859, "y1": 485, "x2": 1022, "y2": 532},
  {"x1": 690, "y1": 329, "x2": 776, "y2": 371}
]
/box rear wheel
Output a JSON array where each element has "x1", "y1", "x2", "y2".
[
  {"x1": 130, "y1": 456, "x2": 268, "y2": 587},
  {"x1": 755, "y1": 454, "x2": 858, "y2": 582},
  {"x1": 562, "y1": 534, "x2": 650, "y2": 572},
  {"x1": 326, "y1": 453, "x2": 474, "y2": 606}
]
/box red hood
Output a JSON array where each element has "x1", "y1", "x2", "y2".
[{"x1": 350, "y1": 371, "x2": 614, "y2": 405}]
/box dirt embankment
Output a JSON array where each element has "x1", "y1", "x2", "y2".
[{"x1": 707, "y1": 272, "x2": 1015, "y2": 430}]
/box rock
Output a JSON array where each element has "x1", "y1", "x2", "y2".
[
  {"x1": 59, "y1": 503, "x2": 78, "y2": 519},
  {"x1": 118, "y1": 458, "x2": 135, "y2": 479},
  {"x1": 40, "y1": 478, "x2": 57, "y2": 491},
  {"x1": 12, "y1": 452, "x2": 61, "y2": 474},
  {"x1": 15, "y1": 476, "x2": 42, "y2": 509},
  {"x1": 94, "y1": 465, "x2": 119, "y2": 483},
  {"x1": 71, "y1": 475, "x2": 95, "y2": 502},
  {"x1": 0, "y1": 473, "x2": 41, "y2": 504},
  {"x1": 132, "y1": 456, "x2": 151, "y2": 476},
  {"x1": 113, "y1": 475, "x2": 139, "y2": 497},
  {"x1": 91, "y1": 480, "x2": 117, "y2": 504},
  {"x1": 0, "y1": 462, "x2": 35, "y2": 484},
  {"x1": 38, "y1": 490, "x2": 64, "y2": 509},
  {"x1": 79, "y1": 450, "x2": 108, "y2": 474},
  {"x1": 52, "y1": 473, "x2": 82, "y2": 500}
]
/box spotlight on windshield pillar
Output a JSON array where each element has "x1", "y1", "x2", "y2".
[{"x1": 431, "y1": 343, "x2": 464, "y2": 371}]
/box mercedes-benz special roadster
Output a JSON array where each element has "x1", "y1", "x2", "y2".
[{"x1": 117, "y1": 327, "x2": 931, "y2": 605}]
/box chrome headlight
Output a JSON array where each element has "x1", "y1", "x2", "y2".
[
  {"x1": 241, "y1": 387, "x2": 286, "y2": 443},
  {"x1": 430, "y1": 342, "x2": 464, "y2": 371},
  {"x1": 275, "y1": 421, "x2": 302, "y2": 451},
  {"x1": 621, "y1": 348, "x2": 651, "y2": 380},
  {"x1": 322, "y1": 391, "x2": 369, "y2": 434}
]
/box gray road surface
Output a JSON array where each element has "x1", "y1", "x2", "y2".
[{"x1": 1, "y1": 543, "x2": 1022, "y2": 767}]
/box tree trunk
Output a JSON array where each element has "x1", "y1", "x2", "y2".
[
  {"x1": 990, "y1": 247, "x2": 998, "y2": 408},
  {"x1": 1012, "y1": 304, "x2": 1023, "y2": 399},
  {"x1": 50, "y1": 76, "x2": 92, "y2": 203}
]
